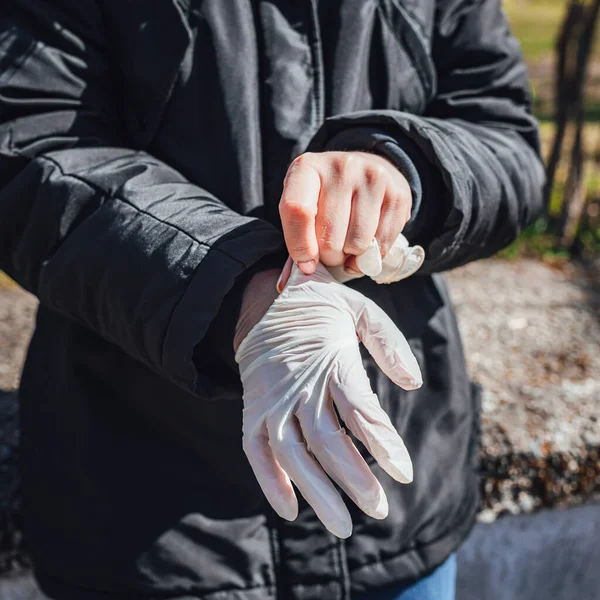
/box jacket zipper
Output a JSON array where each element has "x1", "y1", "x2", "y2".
[
  {"x1": 378, "y1": 0, "x2": 437, "y2": 109},
  {"x1": 307, "y1": 0, "x2": 325, "y2": 127}
]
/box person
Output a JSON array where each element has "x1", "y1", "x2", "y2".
[{"x1": 0, "y1": 1, "x2": 544, "y2": 599}]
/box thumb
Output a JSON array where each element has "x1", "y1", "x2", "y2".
[{"x1": 354, "y1": 299, "x2": 422, "y2": 390}]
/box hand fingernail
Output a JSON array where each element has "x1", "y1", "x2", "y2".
[
  {"x1": 297, "y1": 259, "x2": 316, "y2": 274},
  {"x1": 344, "y1": 265, "x2": 361, "y2": 275}
]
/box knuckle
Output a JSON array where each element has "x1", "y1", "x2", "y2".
[
  {"x1": 344, "y1": 236, "x2": 370, "y2": 255},
  {"x1": 292, "y1": 241, "x2": 313, "y2": 256},
  {"x1": 279, "y1": 200, "x2": 312, "y2": 222},
  {"x1": 385, "y1": 193, "x2": 403, "y2": 213},
  {"x1": 363, "y1": 164, "x2": 384, "y2": 188},
  {"x1": 342, "y1": 152, "x2": 356, "y2": 169},
  {"x1": 290, "y1": 152, "x2": 313, "y2": 170},
  {"x1": 330, "y1": 157, "x2": 344, "y2": 179},
  {"x1": 331, "y1": 153, "x2": 355, "y2": 177},
  {"x1": 283, "y1": 153, "x2": 318, "y2": 187},
  {"x1": 377, "y1": 238, "x2": 392, "y2": 257},
  {"x1": 319, "y1": 236, "x2": 341, "y2": 253},
  {"x1": 377, "y1": 166, "x2": 393, "y2": 188}
]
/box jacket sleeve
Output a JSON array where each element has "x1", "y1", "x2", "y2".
[
  {"x1": 308, "y1": 0, "x2": 546, "y2": 274},
  {"x1": 0, "y1": 2, "x2": 284, "y2": 395}
]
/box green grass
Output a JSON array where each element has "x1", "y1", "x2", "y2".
[
  {"x1": 505, "y1": 0, "x2": 600, "y2": 122},
  {"x1": 496, "y1": 225, "x2": 571, "y2": 261},
  {"x1": 504, "y1": 0, "x2": 567, "y2": 61},
  {"x1": 0, "y1": 271, "x2": 16, "y2": 289},
  {"x1": 504, "y1": 0, "x2": 600, "y2": 61}
]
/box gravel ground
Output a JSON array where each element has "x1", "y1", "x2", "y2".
[
  {"x1": 446, "y1": 258, "x2": 600, "y2": 520},
  {"x1": 0, "y1": 281, "x2": 36, "y2": 392},
  {"x1": 446, "y1": 259, "x2": 600, "y2": 456},
  {"x1": 0, "y1": 258, "x2": 599, "y2": 569}
]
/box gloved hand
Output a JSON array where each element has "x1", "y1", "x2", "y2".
[{"x1": 235, "y1": 262, "x2": 422, "y2": 538}]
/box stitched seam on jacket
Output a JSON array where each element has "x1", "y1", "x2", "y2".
[
  {"x1": 348, "y1": 478, "x2": 479, "y2": 575},
  {"x1": 37, "y1": 153, "x2": 251, "y2": 268},
  {"x1": 35, "y1": 487, "x2": 478, "y2": 598},
  {"x1": 306, "y1": 0, "x2": 325, "y2": 128},
  {"x1": 388, "y1": 0, "x2": 427, "y2": 41},
  {"x1": 36, "y1": 565, "x2": 278, "y2": 599},
  {"x1": 376, "y1": 3, "x2": 434, "y2": 103}
]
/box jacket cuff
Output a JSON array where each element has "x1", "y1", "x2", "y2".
[
  {"x1": 152, "y1": 218, "x2": 286, "y2": 395},
  {"x1": 194, "y1": 246, "x2": 288, "y2": 378},
  {"x1": 307, "y1": 126, "x2": 445, "y2": 245}
]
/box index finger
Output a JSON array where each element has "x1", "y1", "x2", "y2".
[{"x1": 279, "y1": 156, "x2": 321, "y2": 273}]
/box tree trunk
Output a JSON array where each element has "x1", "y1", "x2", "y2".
[
  {"x1": 560, "y1": 109, "x2": 586, "y2": 247},
  {"x1": 557, "y1": 0, "x2": 600, "y2": 247},
  {"x1": 544, "y1": 1, "x2": 584, "y2": 211}
]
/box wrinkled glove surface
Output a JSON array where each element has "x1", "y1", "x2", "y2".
[
  {"x1": 235, "y1": 263, "x2": 423, "y2": 538},
  {"x1": 328, "y1": 233, "x2": 425, "y2": 284}
]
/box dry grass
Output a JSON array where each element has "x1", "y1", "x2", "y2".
[{"x1": 0, "y1": 272, "x2": 16, "y2": 290}]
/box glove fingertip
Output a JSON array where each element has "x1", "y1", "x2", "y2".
[
  {"x1": 328, "y1": 517, "x2": 353, "y2": 539},
  {"x1": 383, "y1": 455, "x2": 413, "y2": 484},
  {"x1": 382, "y1": 348, "x2": 422, "y2": 391},
  {"x1": 397, "y1": 375, "x2": 423, "y2": 391},
  {"x1": 371, "y1": 486, "x2": 389, "y2": 520},
  {"x1": 272, "y1": 493, "x2": 299, "y2": 521},
  {"x1": 355, "y1": 240, "x2": 382, "y2": 277}
]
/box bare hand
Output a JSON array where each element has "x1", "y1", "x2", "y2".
[{"x1": 279, "y1": 151, "x2": 412, "y2": 276}]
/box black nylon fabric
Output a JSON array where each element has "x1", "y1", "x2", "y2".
[{"x1": 0, "y1": 1, "x2": 544, "y2": 599}]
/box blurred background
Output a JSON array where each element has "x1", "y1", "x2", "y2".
[{"x1": 1, "y1": 1, "x2": 599, "y2": 599}]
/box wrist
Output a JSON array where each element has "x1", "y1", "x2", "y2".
[{"x1": 234, "y1": 269, "x2": 281, "y2": 353}]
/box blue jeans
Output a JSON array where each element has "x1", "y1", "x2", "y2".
[{"x1": 354, "y1": 553, "x2": 457, "y2": 600}]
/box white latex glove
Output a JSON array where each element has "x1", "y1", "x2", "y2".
[
  {"x1": 235, "y1": 262, "x2": 423, "y2": 538},
  {"x1": 327, "y1": 233, "x2": 425, "y2": 284}
]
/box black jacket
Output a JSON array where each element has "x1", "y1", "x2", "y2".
[{"x1": 0, "y1": 1, "x2": 544, "y2": 598}]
